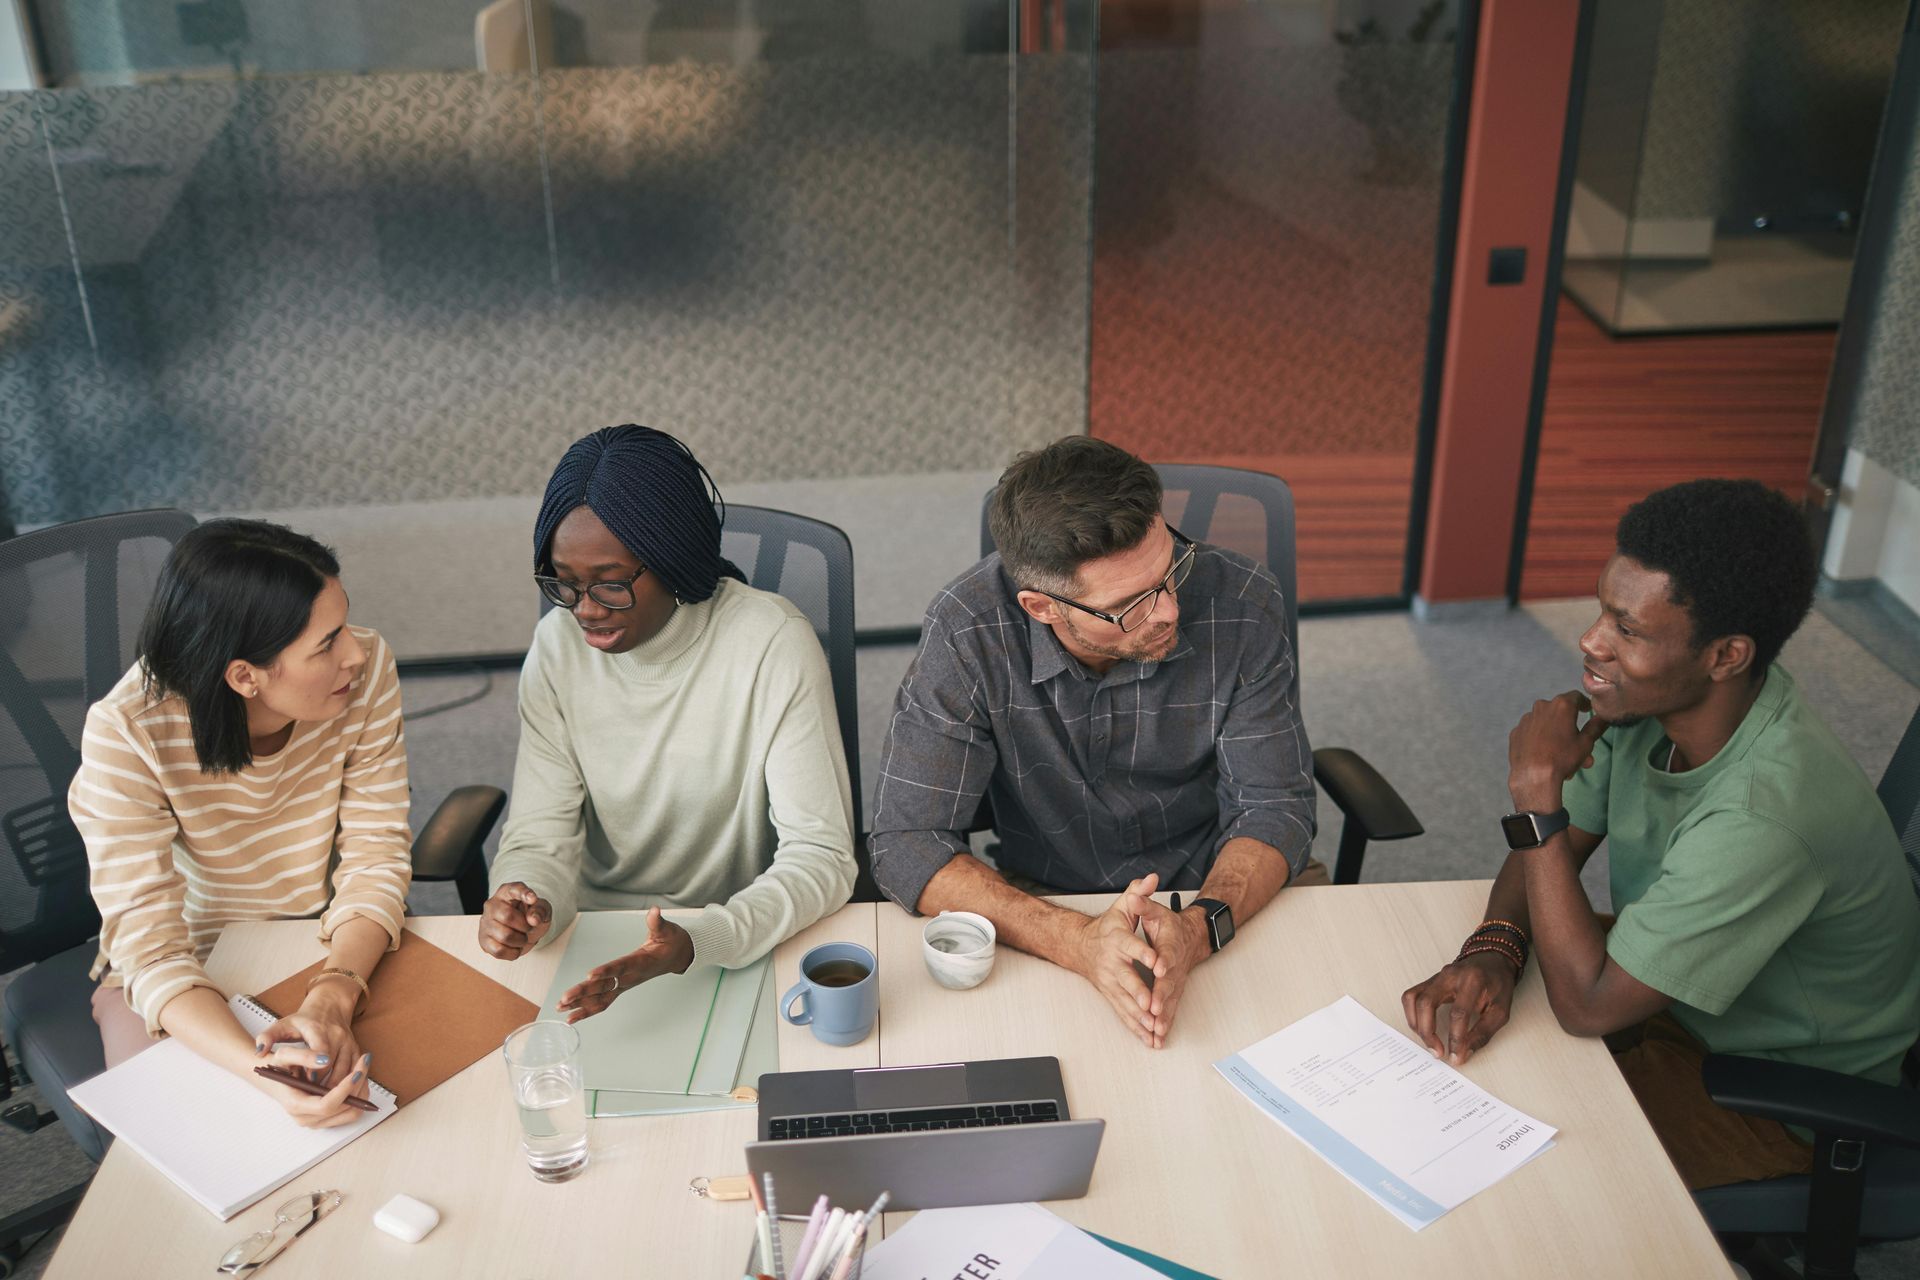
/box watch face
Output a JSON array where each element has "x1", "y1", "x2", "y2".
[
  {"x1": 1205, "y1": 909, "x2": 1236, "y2": 951},
  {"x1": 1211, "y1": 908, "x2": 1235, "y2": 949},
  {"x1": 1501, "y1": 813, "x2": 1540, "y2": 848}
]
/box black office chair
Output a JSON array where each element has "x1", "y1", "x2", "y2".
[
  {"x1": 0, "y1": 510, "x2": 507, "y2": 1250},
  {"x1": 720, "y1": 506, "x2": 878, "y2": 904},
  {"x1": 981, "y1": 462, "x2": 1422, "y2": 884},
  {"x1": 1694, "y1": 700, "x2": 1920, "y2": 1280},
  {"x1": 0, "y1": 508, "x2": 192, "y2": 1266}
]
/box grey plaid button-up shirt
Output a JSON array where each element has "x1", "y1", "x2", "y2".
[{"x1": 868, "y1": 545, "x2": 1316, "y2": 911}]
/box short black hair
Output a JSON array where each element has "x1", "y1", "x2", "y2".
[
  {"x1": 137, "y1": 519, "x2": 341, "y2": 774},
  {"x1": 1615, "y1": 479, "x2": 1815, "y2": 676},
  {"x1": 989, "y1": 437, "x2": 1163, "y2": 592}
]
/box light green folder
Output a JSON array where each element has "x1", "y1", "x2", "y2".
[{"x1": 537, "y1": 913, "x2": 778, "y2": 1118}]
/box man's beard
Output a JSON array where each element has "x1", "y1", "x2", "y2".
[{"x1": 1064, "y1": 613, "x2": 1178, "y2": 664}]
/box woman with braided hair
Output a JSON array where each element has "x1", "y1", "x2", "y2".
[{"x1": 476, "y1": 426, "x2": 856, "y2": 1017}]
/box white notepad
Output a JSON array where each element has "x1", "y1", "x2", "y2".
[{"x1": 68, "y1": 994, "x2": 397, "y2": 1220}]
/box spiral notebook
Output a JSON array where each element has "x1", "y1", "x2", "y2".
[{"x1": 67, "y1": 994, "x2": 398, "y2": 1220}]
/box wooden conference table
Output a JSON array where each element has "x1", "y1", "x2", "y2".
[{"x1": 46, "y1": 881, "x2": 1731, "y2": 1278}]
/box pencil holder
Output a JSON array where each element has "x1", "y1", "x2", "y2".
[{"x1": 746, "y1": 1213, "x2": 866, "y2": 1279}]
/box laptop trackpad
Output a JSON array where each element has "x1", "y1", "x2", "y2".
[{"x1": 853, "y1": 1064, "x2": 969, "y2": 1110}]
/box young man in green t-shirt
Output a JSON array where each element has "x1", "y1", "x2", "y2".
[{"x1": 1402, "y1": 478, "x2": 1920, "y2": 1190}]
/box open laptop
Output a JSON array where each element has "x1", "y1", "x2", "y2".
[{"x1": 745, "y1": 1057, "x2": 1105, "y2": 1211}]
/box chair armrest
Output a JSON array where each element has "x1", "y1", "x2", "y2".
[
  {"x1": 1702, "y1": 1053, "x2": 1920, "y2": 1149},
  {"x1": 411, "y1": 785, "x2": 507, "y2": 881},
  {"x1": 1312, "y1": 748, "x2": 1422, "y2": 842}
]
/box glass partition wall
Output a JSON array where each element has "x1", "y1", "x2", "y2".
[
  {"x1": 3, "y1": 1, "x2": 1469, "y2": 654},
  {"x1": 1088, "y1": 0, "x2": 1466, "y2": 603},
  {"x1": 1562, "y1": 0, "x2": 1905, "y2": 334}
]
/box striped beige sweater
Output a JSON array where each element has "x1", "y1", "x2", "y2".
[{"x1": 71, "y1": 626, "x2": 413, "y2": 1035}]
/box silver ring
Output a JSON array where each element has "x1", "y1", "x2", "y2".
[{"x1": 609, "y1": 974, "x2": 620, "y2": 993}]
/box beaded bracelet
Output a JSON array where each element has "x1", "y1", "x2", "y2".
[
  {"x1": 1467, "y1": 925, "x2": 1529, "y2": 966},
  {"x1": 1459, "y1": 934, "x2": 1524, "y2": 964},
  {"x1": 1475, "y1": 918, "x2": 1532, "y2": 947},
  {"x1": 1459, "y1": 941, "x2": 1526, "y2": 975}
]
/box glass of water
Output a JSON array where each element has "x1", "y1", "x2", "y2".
[{"x1": 502, "y1": 1021, "x2": 589, "y2": 1183}]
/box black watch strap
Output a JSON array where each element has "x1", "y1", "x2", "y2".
[{"x1": 1501, "y1": 807, "x2": 1571, "y2": 850}]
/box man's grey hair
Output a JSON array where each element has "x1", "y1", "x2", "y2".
[{"x1": 988, "y1": 437, "x2": 1162, "y2": 595}]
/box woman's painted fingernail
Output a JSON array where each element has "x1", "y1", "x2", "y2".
[
  {"x1": 363, "y1": 1052, "x2": 373, "y2": 1065},
  {"x1": 351, "y1": 1071, "x2": 364, "y2": 1083},
  {"x1": 315, "y1": 1055, "x2": 330, "y2": 1066},
  {"x1": 254, "y1": 1043, "x2": 266, "y2": 1055}
]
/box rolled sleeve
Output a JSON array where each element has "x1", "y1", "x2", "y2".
[
  {"x1": 868, "y1": 619, "x2": 999, "y2": 913},
  {"x1": 320, "y1": 636, "x2": 413, "y2": 950},
  {"x1": 1212, "y1": 619, "x2": 1317, "y2": 877},
  {"x1": 72, "y1": 704, "x2": 220, "y2": 1036}
]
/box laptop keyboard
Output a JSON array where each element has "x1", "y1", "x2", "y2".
[{"x1": 764, "y1": 1100, "x2": 1062, "y2": 1140}]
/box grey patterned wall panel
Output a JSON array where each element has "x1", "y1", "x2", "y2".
[
  {"x1": 1848, "y1": 94, "x2": 1920, "y2": 492},
  {"x1": 0, "y1": 53, "x2": 1091, "y2": 526},
  {"x1": 1636, "y1": 0, "x2": 1901, "y2": 224}
]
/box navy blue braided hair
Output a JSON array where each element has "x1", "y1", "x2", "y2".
[{"x1": 533, "y1": 425, "x2": 744, "y2": 603}]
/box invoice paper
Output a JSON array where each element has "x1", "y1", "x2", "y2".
[{"x1": 1216, "y1": 995, "x2": 1556, "y2": 1230}]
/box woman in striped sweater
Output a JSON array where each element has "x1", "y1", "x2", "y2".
[{"x1": 69, "y1": 520, "x2": 411, "y2": 1127}]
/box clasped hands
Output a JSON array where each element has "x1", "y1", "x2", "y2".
[
  {"x1": 479, "y1": 883, "x2": 694, "y2": 1023},
  {"x1": 1068, "y1": 872, "x2": 1210, "y2": 1050}
]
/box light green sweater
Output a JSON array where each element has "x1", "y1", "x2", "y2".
[{"x1": 489, "y1": 577, "x2": 856, "y2": 967}]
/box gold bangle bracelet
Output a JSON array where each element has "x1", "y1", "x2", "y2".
[{"x1": 307, "y1": 966, "x2": 371, "y2": 1013}]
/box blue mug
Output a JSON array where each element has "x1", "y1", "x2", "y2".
[{"x1": 781, "y1": 943, "x2": 878, "y2": 1047}]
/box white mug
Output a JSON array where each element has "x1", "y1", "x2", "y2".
[{"x1": 921, "y1": 911, "x2": 997, "y2": 989}]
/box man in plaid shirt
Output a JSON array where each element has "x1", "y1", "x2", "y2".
[{"x1": 870, "y1": 438, "x2": 1321, "y2": 1048}]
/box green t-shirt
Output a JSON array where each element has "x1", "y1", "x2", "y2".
[{"x1": 1563, "y1": 665, "x2": 1920, "y2": 1084}]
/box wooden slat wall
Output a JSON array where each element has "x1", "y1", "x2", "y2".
[{"x1": 1519, "y1": 299, "x2": 1836, "y2": 600}]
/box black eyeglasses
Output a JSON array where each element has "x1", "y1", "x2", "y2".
[
  {"x1": 534, "y1": 566, "x2": 647, "y2": 611},
  {"x1": 1031, "y1": 529, "x2": 1196, "y2": 633}
]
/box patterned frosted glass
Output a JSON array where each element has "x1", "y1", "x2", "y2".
[{"x1": 0, "y1": 2, "x2": 1093, "y2": 528}]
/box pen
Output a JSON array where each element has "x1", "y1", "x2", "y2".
[
  {"x1": 789, "y1": 1194, "x2": 829, "y2": 1280},
  {"x1": 853, "y1": 1189, "x2": 890, "y2": 1232},
  {"x1": 762, "y1": 1173, "x2": 785, "y2": 1280},
  {"x1": 252, "y1": 1065, "x2": 379, "y2": 1113},
  {"x1": 827, "y1": 1221, "x2": 866, "y2": 1280},
  {"x1": 800, "y1": 1209, "x2": 846, "y2": 1280}
]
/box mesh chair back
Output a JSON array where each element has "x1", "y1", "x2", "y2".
[
  {"x1": 981, "y1": 463, "x2": 1301, "y2": 658},
  {"x1": 720, "y1": 506, "x2": 862, "y2": 833},
  {"x1": 1881, "y1": 702, "x2": 1920, "y2": 901},
  {"x1": 0, "y1": 510, "x2": 197, "y2": 974}
]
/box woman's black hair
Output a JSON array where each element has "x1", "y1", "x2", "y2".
[
  {"x1": 532, "y1": 425, "x2": 745, "y2": 603},
  {"x1": 136, "y1": 519, "x2": 342, "y2": 774}
]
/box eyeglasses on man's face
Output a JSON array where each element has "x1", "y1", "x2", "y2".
[
  {"x1": 1033, "y1": 529, "x2": 1196, "y2": 633},
  {"x1": 534, "y1": 566, "x2": 647, "y2": 611}
]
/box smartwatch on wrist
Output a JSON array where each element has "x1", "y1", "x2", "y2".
[
  {"x1": 1191, "y1": 898, "x2": 1234, "y2": 953},
  {"x1": 1500, "y1": 807, "x2": 1571, "y2": 851}
]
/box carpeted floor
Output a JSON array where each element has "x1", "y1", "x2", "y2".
[{"x1": 6, "y1": 599, "x2": 1918, "y2": 1277}]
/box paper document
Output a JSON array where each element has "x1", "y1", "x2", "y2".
[
  {"x1": 538, "y1": 912, "x2": 771, "y2": 1116},
  {"x1": 1216, "y1": 995, "x2": 1556, "y2": 1230},
  {"x1": 860, "y1": 1203, "x2": 1173, "y2": 1280}
]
